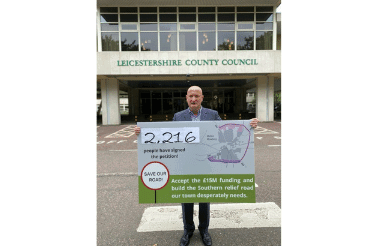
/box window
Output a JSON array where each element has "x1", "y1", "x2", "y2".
[
  {"x1": 99, "y1": 5, "x2": 275, "y2": 52},
  {"x1": 179, "y1": 32, "x2": 196, "y2": 51},
  {"x1": 198, "y1": 23, "x2": 216, "y2": 51},
  {"x1": 160, "y1": 24, "x2": 177, "y2": 51},
  {"x1": 237, "y1": 6, "x2": 254, "y2": 22},
  {"x1": 255, "y1": 7, "x2": 273, "y2": 50},
  {"x1": 120, "y1": 7, "x2": 137, "y2": 13},
  {"x1": 237, "y1": 32, "x2": 254, "y2": 50},
  {"x1": 179, "y1": 24, "x2": 196, "y2": 51},
  {"x1": 101, "y1": 32, "x2": 119, "y2": 51},
  {"x1": 140, "y1": 24, "x2": 158, "y2": 51},
  {"x1": 218, "y1": 7, "x2": 234, "y2": 22},
  {"x1": 198, "y1": 7, "x2": 215, "y2": 22},
  {"x1": 218, "y1": 23, "x2": 235, "y2": 50},
  {"x1": 255, "y1": 31, "x2": 273, "y2": 50},
  {"x1": 179, "y1": 7, "x2": 196, "y2": 22},
  {"x1": 217, "y1": 8, "x2": 236, "y2": 51},
  {"x1": 121, "y1": 23, "x2": 138, "y2": 51},
  {"x1": 237, "y1": 23, "x2": 254, "y2": 50},
  {"x1": 100, "y1": 7, "x2": 119, "y2": 51}
]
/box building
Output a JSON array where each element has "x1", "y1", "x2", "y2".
[{"x1": 97, "y1": 0, "x2": 281, "y2": 125}]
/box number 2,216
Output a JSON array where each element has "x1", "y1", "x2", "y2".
[{"x1": 144, "y1": 131, "x2": 196, "y2": 144}]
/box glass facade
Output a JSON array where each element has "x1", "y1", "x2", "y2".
[
  {"x1": 99, "y1": 6, "x2": 275, "y2": 51},
  {"x1": 139, "y1": 88, "x2": 236, "y2": 115}
]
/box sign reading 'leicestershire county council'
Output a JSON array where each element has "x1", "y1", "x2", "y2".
[
  {"x1": 137, "y1": 120, "x2": 256, "y2": 204},
  {"x1": 117, "y1": 58, "x2": 258, "y2": 67}
]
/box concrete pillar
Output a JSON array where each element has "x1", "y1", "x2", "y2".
[
  {"x1": 256, "y1": 76, "x2": 275, "y2": 122},
  {"x1": 273, "y1": 6, "x2": 277, "y2": 50},
  {"x1": 128, "y1": 88, "x2": 139, "y2": 115},
  {"x1": 101, "y1": 78, "x2": 121, "y2": 125}
]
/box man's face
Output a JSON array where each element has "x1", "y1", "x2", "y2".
[{"x1": 186, "y1": 89, "x2": 204, "y2": 112}]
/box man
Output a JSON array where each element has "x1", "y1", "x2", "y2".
[{"x1": 135, "y1": 86, "x2": 259, "y2": 246}]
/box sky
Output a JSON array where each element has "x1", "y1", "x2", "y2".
[{"x1": 276, "y1": 4, "x2": 281, "y2": 12}]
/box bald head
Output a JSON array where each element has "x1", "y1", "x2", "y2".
[{"x1": 187, "y1": 86, "x2": 202, "y2": 94}]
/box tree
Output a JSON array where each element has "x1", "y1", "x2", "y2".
[
  {"x1": 255, "y1": 32, "x2": 273, "y2": 50},
  {"x1": 121, "y1": 39, "x2": 139, "y2": 51},
  {"x1": 218, "y1": 40, "x2": 234, "y2": 50},
  {"x1": 237, "y1": 36, "x2": 254, "y2": 50},
  {"x1": 101, "y1": 34, "x2": 119, "y2": 51}
]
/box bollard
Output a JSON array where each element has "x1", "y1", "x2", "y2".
[
  {"x1": 135, "y1": 115, "x2": 138, "y2": 122},
  {"x1": 150, "y1": 115, "x2": 152, "y2": 122},
  {"x1": 166, "y1": 115, "x2": 168, "y2": 121},
  {"x1": 224, "y1": 114, "x2": 226, "y2": 120},
  {"x1": 239, "y1": 114, "x2": 241, "y2": 120}
]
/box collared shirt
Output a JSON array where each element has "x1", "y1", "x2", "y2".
[{"x1": 188, "y1": 106, "x2": 202, "y2": 121}]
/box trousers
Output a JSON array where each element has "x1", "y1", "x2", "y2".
[{"x1": 181, "y1": 203, "x2": 210, "y2": 233}]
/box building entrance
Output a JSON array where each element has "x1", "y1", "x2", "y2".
[{"x1": 138, "y1": 87, "x2": 236, "y2": 115}]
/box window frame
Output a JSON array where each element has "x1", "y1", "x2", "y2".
[{"x1": 98, "y1": 5, "x2": 275, "y2": 52}]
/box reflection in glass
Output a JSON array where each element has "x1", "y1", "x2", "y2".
[
  {"x1": 140, "y1": 14, "x2": 157, "y2": 22},
  {"x1": 237, "y1": 7, "x2": 254, "y2": 12},
  {"x1": 179, "y1": 7, "x2": 196, "y2": 12},
  {"x1": 140, "y1": 23, "x2": 157, "y2": 31},
  {"x1": 199, "y1": 23, "x2": 215, "y2": 31},
  {"x1": 218, "y1": 31, "x2": 235, "y2": 50},
  {"x1": 256, "y1": 13, "x2": 273, "y2": 22},
  {"x1": 160, "y1": 23, "x2": 177, "y2": 31},
  {"x1": 100, "y1": 7, "x2": 117, "y2": 13},
  {"x1": 121, "y1": 32, "x2": 139, "y2": 51},
  {"x1": 256, "y1": 31, "x2": 273, "y2": 50},
  {"x1": 179, "y1": 14, "x2": 196, "y2": 22},
  {"x1": 160, "y1": 14, "x2": 177, "y2": 22},
  {"x1": 218, "y1": 7, "x2": 235, "y2": 12},
  {"x1": 198, "y1": 14, "x2": 215, "y2": 22},
  {"x1": 256, "y1": 22, "x2": 273, "y2": 30},
  {"x1": 101, "y1": 23, "x2": 118, "y2": 31},
  {"x1": 198, "y1": 7, "x2": 215, "y2": 12},
  {"x1": 180, "y1": 24, "x2": 195, "y2": 30},
  {"x1": 179, "y1": 32, "x2": 196, "y2": 51},
  {"x1": 101, "y1": 33, "x2": 119, "y2": 51},
  {"x1": 140, "y1": 7, "x2": 157, "y2": 13},
  {"x1": 160, "y1": 7, "x2": 177, "y2": 12},
  {"x1": 198, "y1": 31, "x2": 216, "y2": 51},
  {"x1": 122, "y1": 24, "x2": 137, "y2": 30},
  {"x1": 140, "y1": 32, "x2": 158, "y2": 51},
  {"x1": 100, "y1": 14, "x2": 118, "y2": 22},
  {"x1": 218, "y1": 23, "x2": 235, "y2": 30},
  {"x1": 238, "y1": 23, "x2": 253, "y2": 29},
  {"x1": 160, "y1": 32, "x2": 177, "y2": 51},
  {"x1": 237, "y1": 31, "x2": 254, "y2": 50},
  {"x1": 218, "y1": 13, "x2": 235, "y2": 22},
  {"x1": 256, "y1": 6, "x2": 273, "y2": 12},
  {"x1": 120, "y1": 14, "x2": 137, "y2": 22},
  {"x1": 237, "y1": 13, "x2": 254, "y2": 21},
  {"x1": 120, "y1": 7, "x2": 137, "y2": 13}
]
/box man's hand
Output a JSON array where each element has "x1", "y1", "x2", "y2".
[
  {"x1": 250, "y1": 118, "x2": 259, "y2": 128},
  {"x1": 134, "y1": 126, "x2": 141, "y2": 135}
]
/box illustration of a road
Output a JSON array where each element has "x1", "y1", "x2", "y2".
[{"x1": 206, "y1": 123, "x2": 251, "y2": 164}]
